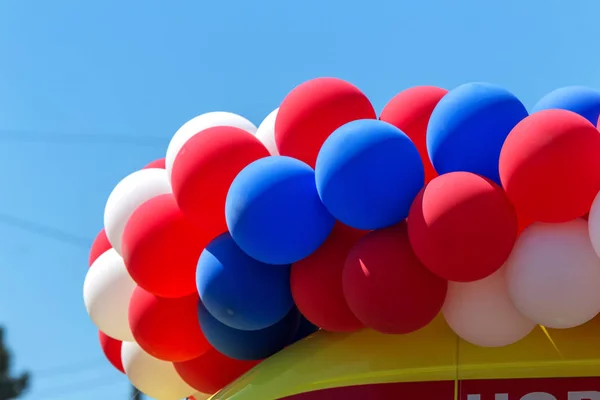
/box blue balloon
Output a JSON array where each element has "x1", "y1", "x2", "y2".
[
  {"x1": 198, "y1": 301, "x2": 300, "y2": 361},
  {"x1": 427, "y1": 82, "x2": 528, "y2": 184},
  {"x1": 531, "y1": 86, "x2": 600, "y2": 126},
  {"x1": 196, "y1": 232, "x2": 294, "y2": 331},
  {"x1": 290, "y1": 315, "x2": 319, "y2": 344},
  {"x1": 226, "y1": 156, "x2": 335, "y2": 265},
  {"x1": 315, "y1": 119, "x2": 424, "y2": 230}
]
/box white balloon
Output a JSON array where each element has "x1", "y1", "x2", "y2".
[
  {"x1": 104, "y1": 169, "x2": 171, "y2": 255},
  {"x1": 165, "y1": 112, "x2": 258, "y2": 181},
  {"x1": 254, "y1": 108, "x2": 279, "y2": 156},
  {"x1": 443, "y1": 266, "x2": 536, "y2": 347},
  {"x1": 122, "y1": 341, "x2": 195, "y2": 400},
  {"x1": 83, "y1": 249, "x2": 136, "y2": 341},
  {"x1": 506, "y1": 219, "x2": 600, "y2": 329},
  {"x1": 587, "y1": 190, "x2": 600, "y2": 259}
]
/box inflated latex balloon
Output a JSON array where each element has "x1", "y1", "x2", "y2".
[
  {"x1": 104, "y1": 169, "x2": 171, "y2": 255},
  {"x1": 500, "y1": 109, "x2": 600, "y2": 223},
  {"x1": 291, "y1": 223, "x2": 365, "y2": 332},
  {"x1": 143, "y1": 158, "x2": 166, "y2": 169},
  {"x1": 506, "y1": 219, "x2": 600, "y2": 329},
  {"x1": 122, "y1": 194, "x2": 212, "y2": 298},
  {"x1": 379, "y1": 86, "x2": 447, "y2": 183},
  {"x1": 198, "y1": 302, "x2": 300, "y2": 361},
  {"x1": 121, "y1": 341, "x2": 195, "y2": 400},
  {"x1": 587, "y1": 191, "x2": 600, "y2": 258},
  {"x1": 128, "y1": 286, "x2": 210, "y2": 362},
  {"x1": 531, "y1": 86, "x2": 600, "y2": 125},
  {"x1": 171, "y1": 126, "x2": 269, "y2": 235},
  {"x1": 98, "y1": 331, "x2": 125, "y2": 373},
  {"x1": 226, "y1": 156, "x2": 335, "y2": 265},
  {"x1": 316, "y1": 119, "x2": 424, "y2": 230},
  {"x1": 89, "y1": 228, "x2": 111, "y2": 267},
  {"x1": 290, "y1": 315, "x2": 319, "y2": 344},
  {"x1": 442, "y1": 267, "x2": 535, "y2": 347},
  {"x1": 174, "y1": 347, "x2": 259, "y2": 395},
  {"x1": 83, "y1": 249, "x2": 135, "y2": 341},
  {"x1": 165, "y1": 112, "x2": 257, "y2": 181},
  {"x1": 427, "y1": 82, "x2": 528, "y2": 184},
  {"x1": 343, "y1": 223, "x2": 447, "y2": 334},
  {"x1": 275, "y1": 77, "x2": 376, "y2": 167},
  {"x1": 196, "y1": 232, "x2": 294, "y2": 331},
  {"x1": 255, "y1": 108, "x2": 279, "y2": 155},
  {"x1": 407, "y1": 172, "x2": 518, "y2": 282}
]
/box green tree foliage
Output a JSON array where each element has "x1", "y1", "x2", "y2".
[{"x1": 0, "y1": 327, "x2": 29, "y2": 399}]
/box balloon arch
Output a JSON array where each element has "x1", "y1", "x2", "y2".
[{"x1": 84, "y1": 79, "x2": 600, "y2": 399}]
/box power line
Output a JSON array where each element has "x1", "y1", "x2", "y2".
[
  {"x1": 32, "y1": 375, "x2": 124, "y2": 400},
  {"x1": 0, "y1": 213, "x2": 93, "y2": 249},
  {"x1": 33, "y1": 358, "x2": 107, "y2": 378},
  {"x1": 0, "y1": 129, "x2": 168, "y2": 147}
]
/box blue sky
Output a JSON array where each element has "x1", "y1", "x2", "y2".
[{"x1": 0, "y1": 0, "x2": 599, "y2": 399}]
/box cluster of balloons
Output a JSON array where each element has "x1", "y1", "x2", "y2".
[{"x1": 83, "y1": 77, "x2": 600, "y2": 399}]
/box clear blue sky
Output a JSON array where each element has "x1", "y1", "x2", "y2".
[{"x1": 0, "y1": 0, "x2": 599, "y2": 399}]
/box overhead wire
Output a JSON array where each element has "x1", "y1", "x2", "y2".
[{"x1": 0, "y1": 129, "x2": 168, "y2": 147}]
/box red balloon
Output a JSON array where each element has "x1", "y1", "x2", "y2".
[
  {"x1": 499, "y1": 109, "x2": 600, "y2": 223},
  {"x1": 291, "y1": 223, "x2": 366, "y2": 332},
  {"x1": 122, "y1": 193, "x2": 212, "y2": 298},
  {"x1": 89, "y1": 229, "x2": 111, "y2": 267},
  {"x1": 171, "y1": 126, "x2": 270, "y2": 235},
  {"x1": 98, "y1": 331, "x2": 124, "y2": 374},
  {"x1": 275, "y1": 77, "x2": 376, "y2": 167},
  {"x1": 379, "y1": 86, "x2": 447, "y2": 183},
  {"x1": 174, "y1": 347, "x2": 259, "y2": 394},
  {"x1": 343, "y1": 223, "x2": 447, "y2": 334},
  {"x1": 144, "y1": 158, "x2": 166, "y2": 169},
  {"x1": 407, "y1": 172, "x2": 518, "y2": 282},
  {"x1": 128, "y1": 286, "x2": 211, "y2": 362}
]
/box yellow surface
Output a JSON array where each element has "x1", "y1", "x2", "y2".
[{"x1": 211, "y1": 315, "x2": 600, "y2": 400}]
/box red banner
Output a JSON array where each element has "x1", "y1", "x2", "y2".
[
  {"x1": 461, "y1": 377, "x2": 600, "y2": 400},
  {"x1": 282, "y1": 377, "x2": 600, "y2": 400}
]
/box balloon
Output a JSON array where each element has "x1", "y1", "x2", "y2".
[
  {"x1": 255, "y1": 108, "x2": 279, "y2": 155},
  {"x1": 104, "y1": 169, "x2": 171, "y2": 255},
  {"x1": 587, "y1": 192, "x2": 600, "y2": 258},
  {"x1": 121, "y1": 341, "x2": 195, "y2": 399},
  {"x1": 291, "y1": 223, "x2": 365, "y2": 332},
  {"x1": 315, "y1": 119, "x2": 424, "y2": 230},
  {"x1": 343, "y1": 223, "x2": 447, "y2": 334},
  {"x1": 98, "y1": 331, "x2": 125, "y2": 374},
  {"x1": 198, "y1": 302, "x2": 300, "y2": 361},
  {"x1": 89, "y1": 228, "x2": 111, "y2": 266},
  {"x1": 290, "y1": 315, "x2": 319, "y2": 344},
  {"x1": 128, "y1": 286, "x2": 211, "y2": 362},
  {"x1": 225, "y1": 156, "x2": 335, "y2": 265},
  {"x1": 506, "y1": 219, "x2": 600, "y2": 329},
  {"x1": 143, "y1": 158, "x2": 166, "y2": 169},
  {"x1": 275, "y1": 77, "x2": 376, "y2": 167},
  {"x1": 500, "y1": 109, "x2": 600, "y2": 223},
  {"x1": 174, "y1": 347, "x2": 259, "y2": 395},
  {"x1": 165, "y1": 112, "x2": 257, "y2": 181},
  {"x1": 196, "y1": 232, "x2": 294, "y2": 331},
  {"x1": 442, "y1": 267, "x2": 535, "y2": 347},
  {"x1": 171, "y1": 126, "x2": 270, "y2": 235},
  {"x1": 427, "y1": 82, "x2": 528, "y2": 184},
  {"x1": 122, "y1": 193, "x2": 212, "y2": 298},
  {"x1": 531, "y1": 86, "x2": 600, "y2": 126},
  {"x1": 379, "y1": 86, "x2": 448, "y2": 183},
  {"x1": 83, "y1": 249, "x2": 135, "y2": 341},
  {"x1": 407, "y1": 172, "x2": 518, "y2": 282}
]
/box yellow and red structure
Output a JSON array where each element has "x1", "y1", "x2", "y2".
[{"x1": 212, "y1": 315, "x2": 600, "y2": 399}]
